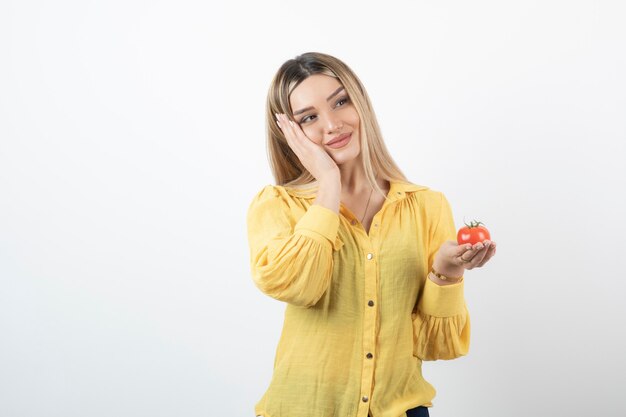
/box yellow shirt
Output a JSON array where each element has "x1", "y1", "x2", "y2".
[{"x1": 246, "y1": 180, "x2": 470, "y2": 417}]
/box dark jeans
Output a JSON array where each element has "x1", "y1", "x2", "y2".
[{"x1": 405, "y1": 405, "x2": 430, "y2": 417}]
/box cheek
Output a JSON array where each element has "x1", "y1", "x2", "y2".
[
  {"x1": 301, "y1": 125, "x2": 323, "y2": 145},
  {"x1": 346, "y1": 108, "x2": 360, "y2": 128}
]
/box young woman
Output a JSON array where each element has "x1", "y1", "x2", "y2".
[{"x1": 246, "y1": 52, "x2": 496, "y2": 417}]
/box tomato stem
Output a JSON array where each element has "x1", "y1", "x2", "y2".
[{"x1": 464, "y1": 219, "x2": 487, "y2": 228}]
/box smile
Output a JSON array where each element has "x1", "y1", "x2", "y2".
[{"x1": 327, "y1": 133, "x2": 352, "y2": 149}]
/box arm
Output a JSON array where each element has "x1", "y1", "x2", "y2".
[
  {"x1": 412, "y1": 192, "x2": 471, "y2": 360},
  {"x1": 246, "y1": 181, "x2": 341, "y2": 308}
]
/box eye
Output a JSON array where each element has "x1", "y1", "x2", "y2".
[
  {"x1": 300, "y1": 114, "x2": 317, "y2": 124},
  {"x1": 336, "y1": 96, "x2": 350, "y2": 107},
  {"x1": 299, "y1": 97, "x2": 350, "y2": 124}
]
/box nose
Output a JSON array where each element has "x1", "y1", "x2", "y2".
[{"x1": 324, "y1": 113, "x2": 344, "y2": 134}]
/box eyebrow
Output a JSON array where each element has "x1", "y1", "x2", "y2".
[{"x1": 292, "y1": 86, "x2": 345, "y2": 116}]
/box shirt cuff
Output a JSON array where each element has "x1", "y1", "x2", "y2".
[
  {"x1": 418, "y1": 276, "x2": 466, "y2": 317},
  {"x1": 294, "y1": 204, "x2": 342, "y2": 250}
]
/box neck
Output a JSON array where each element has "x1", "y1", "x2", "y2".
[{"x1": 338, "y1": 159, "x2": 371, "y2": 195}]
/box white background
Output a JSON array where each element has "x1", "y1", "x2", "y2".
[{"x1": 1, "y1": 1, "x2": 625, "y2": 416}]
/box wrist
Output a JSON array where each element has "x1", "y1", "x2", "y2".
[
  {"x1": 432, "y1": 263, "x2": 465, "y2": 279},
  {"x1": 318, "y1": 171, "x2": 341, "y2": 185},
  {"x1": 314, "y1": 176, "x2": 341, "y2": 214},
  {"x1": 429, "y1": 272, "x2": 461, "y2": 286},
  {"x1": 428, "y1": 262, "x2": 465, "y2": 285}
]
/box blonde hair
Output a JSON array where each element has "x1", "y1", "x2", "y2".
[{"x1": 265, "y1": 52, "x2": 410, "y2": 199}]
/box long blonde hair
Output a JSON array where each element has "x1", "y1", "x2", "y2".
[{"x1": 265, "y1": 52, "x2": 410, "y2": 199}]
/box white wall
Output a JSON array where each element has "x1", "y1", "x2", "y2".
[{"x1": 1, "y1": 1, "x2": 625, "y2": 416}]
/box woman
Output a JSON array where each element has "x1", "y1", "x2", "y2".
[{"x1": 246, "y1": 52, "x2": 496, "y2": 417}]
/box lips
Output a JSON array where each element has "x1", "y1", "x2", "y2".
[{"x1": 327, "y1": 133, "x2": 351, "y2": 146}]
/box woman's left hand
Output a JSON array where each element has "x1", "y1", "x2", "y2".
[{"x1": 432, "y1": 240, "x2": 497, "y2": 278}]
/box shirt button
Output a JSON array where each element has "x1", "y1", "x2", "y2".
[
  {"x1": 368, "y1": 300, "x2": 374, "y2": 307},
  {"x1": 374, "y1": 223, "x2": 378, "y2": 227},
  {"x1": 366, "y1": 353, "x2": 373, "y2": 359},
  {"x1": 351, "y1": 219, "x2": 357, "y2": 225},
  {"x1": 367, "y1": 253, "x2": 373, "y2": 260},
  {"x1": 362, "y1": 396, "x2": 369, "y2": 403}
]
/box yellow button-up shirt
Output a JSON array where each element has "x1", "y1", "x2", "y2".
[{"x1": 246, "y1": 180, "x2": 470, "y2": 417}]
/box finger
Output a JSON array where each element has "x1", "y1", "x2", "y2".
[
  {"x1": 285, "y1": 119, "x2": 302, "y2": 145},
  {"x1": 470, "y1": 244, "x2": 489, "y2": 267},
  {"x1": 459, "y1": 242, "x2": 485, "y2": 267},
  {"x1": 467, "y1": 242, "x2": 484, "y2": 262},
  {"x1": 277, "y1": 114, "x2": 292, "y2": 136},
  {"x1": 456, "y1": 245, "x2": 474, "y2": 267},
  {"x1": 288, "y1": 119, "x2": 315, "y2": 150},
  {"x1": 276, "y1": 113, "x2": 289, "y2": 136},
  {"x1": 285, "y1": 117, "x2": 320, "y2": 157},
  {"x1": 456, "y1": 243, "x2": 473, "y2": 257},
  {"x1": 476, "y1": 242, "x2": 496, "y2": 267},
  {"x1": 290, "y1": 119, "x2": 313, "y2": 142},
  {"x1": 285, "y1": 117, "x2": 309, "y2": 148},
  {"x1": 461, "y1": 242, "x2": 484, "y2": 259},
  {"x1": 277, "y1": 114, "x2": 302, "y2": 154}
]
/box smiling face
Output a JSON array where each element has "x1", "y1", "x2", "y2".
[{"x1": 289, "y1": 74, "x2": 361, "y2": 165}]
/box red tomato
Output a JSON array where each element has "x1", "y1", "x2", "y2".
[{"x1": 457, "y1": 220, "x2": 491, "y2": 245}]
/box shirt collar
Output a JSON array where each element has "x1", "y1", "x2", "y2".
[{"x1": 284, "y1": 180, "x2": 429, "y2": 201}]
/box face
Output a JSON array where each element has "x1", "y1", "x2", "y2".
[{"x1": 288, "y1": 74, "x2": 361, "y2": 165}]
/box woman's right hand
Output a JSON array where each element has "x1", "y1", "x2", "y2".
[{"x1": 276, "y1": 113, "x2": 340, "y2": 183}]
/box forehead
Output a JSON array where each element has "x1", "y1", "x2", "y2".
[{"x1": 289, "y1": 74, "x2": 343, "y2": 109}]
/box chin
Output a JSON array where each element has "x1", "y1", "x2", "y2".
[{"x1": 332, "y1": 145, "x2": 361, "y2": 165}]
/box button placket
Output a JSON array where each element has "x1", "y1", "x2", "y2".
[{"x1": 359, "y1": 245, "x2": 378, "y2": 416}]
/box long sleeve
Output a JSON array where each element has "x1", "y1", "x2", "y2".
[
  {"x1": 246, "y1": 185, "x2": 342, "y2": 308},
  {"x1": 412, "y1": 192, "x2": 471, "y2": 360},
  {"x1": 252, "y1": 181, "x2": 478, "y2": 417}
]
